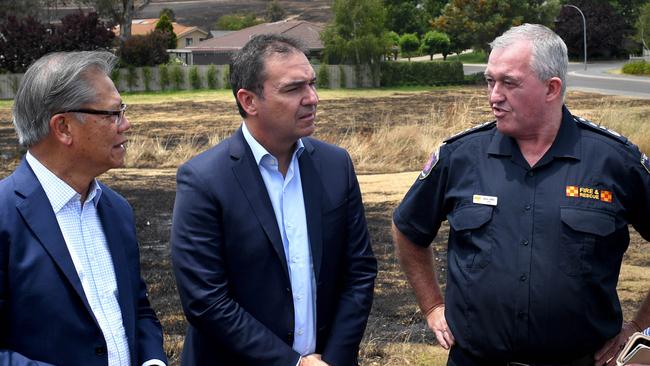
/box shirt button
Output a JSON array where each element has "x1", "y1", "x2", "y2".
[
  {"x1": 521, "y1": 239, "x2": 529, "y2": 246},
  {"x1": 95, "y1": 346, "x2": 106, "y2": 356},
  {"x1": 297, "y1": 328, "x2": 304, "y2": 335},
  {"x1": 524, "y1": 204, "x2": 531, "y2": 211},
  {"x1": 527, "y1": 171, "x2": 534, "y2": 177},
  {"x1": 520, "y1": 274, "x2": 527, "y2": 282}
]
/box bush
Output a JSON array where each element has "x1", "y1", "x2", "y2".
[
  {"x1": 339, "y1": 65, "x2": 347, "y2": 88},
  {"x1": 142, "y1": 66, "x2": 152, "y2": 91},
  {"x1": 110, "y1": 69, "x2": 121, "y2": 89},
  {"x1": 189, "y1": 66, "x2": 202, "y2": 89},
  {"x1": 206, "y1": 65, "x2": 218, "y2": 89},
  {"x1": 159, "y1": 65, "x2": 170, "y2": 90},
  {"x1": 317, "y1": 65, "x2": 330, "y2": 89},
  {"x1": 118, "y1": 32, "x2": 170, "y2": 67},
  {"x1": 126, "y1": 65, "x2": 139, "y2": 91},
  {"x1": 223, "y1": 67, "x2": 231, "y2": 89},
  {"x1": 622, "y1": 60, "x2": 650, "y2": 75},
  {"x1": 171, "y1": 65, "x2": 184, "y2": 90},
  {"x1": 380, "y1": 61, "x2": 464, "y2": 87}
]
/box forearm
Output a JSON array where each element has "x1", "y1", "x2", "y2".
[
  {"x1": 631, "y1": 289, "x2": 650, "y2": 330},
  {"x1": 392, "y1": 222, "x2": 444, "y2": 315}
]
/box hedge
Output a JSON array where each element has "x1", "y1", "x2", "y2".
[
  {"x1": 380, "y1": 60, "x2": 464, "y2": 87},
  {"x1": 622, "y1": 60, "x2": 650, "y2": 76}
]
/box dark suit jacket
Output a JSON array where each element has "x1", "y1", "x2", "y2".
[
  {"x1": 0, "y1": 159, "x2": 167, "y2": 366},
  {"x1": 171, "y1": 128, "x2": 377, "y2": 366}
]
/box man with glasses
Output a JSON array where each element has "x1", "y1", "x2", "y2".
[{"x1": 0, "y1": 51, "x2": 167, "y2": 366}]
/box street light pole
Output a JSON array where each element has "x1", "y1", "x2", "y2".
[{"x1": 564, "y1": 4, "x2": 587, "y2": 70}]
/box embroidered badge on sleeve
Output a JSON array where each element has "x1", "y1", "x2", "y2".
[
  {"x1": 419, "y1": 146, "x2": 441, "y2": 180},
  {"x1": 641, "y1": 153, "x2": 650, "y2": 174}
]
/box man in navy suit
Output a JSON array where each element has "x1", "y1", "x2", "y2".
[
  {"x1": 0, "y1": 51, "x2": 167, "y2": 366},
  {"x1": 171, "y1": 34, "x2": 377, "y2": 366}
]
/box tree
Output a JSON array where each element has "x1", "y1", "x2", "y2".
[
  {"x1": 118, "y1": 31, "x2": 170, "y2": 66},
  {"x1": 0, "y1": 16, "x2": 53, "y2": 73},
  {"x1": 155, "y1": 14, "x2": 177, "y2": 49},
  {"x1": 215, "y1": 13, "x2": 262, "y2": 30},
  {"x1": 421, "y1": 30, "x2": 450, "y2": 60},
  {"x1": 321, "y1": 0, "x2": 391, "y2": 65},
  {"x1": 636, "y1": 2, "x2": 650, "y2": 51},
  {"x1": 159, "y1": 7, "x2": 175, "y2": 21},
  {"x1": 51, "y1": 12, "x2": 115, "y2": 52},
  {"x1": 387, "y1": 31, "x2": 400, "y2": 60},
  {"x1": 399, "y1": 33, "x2": 420, "y2": 61},
  {"x1": 82, "y1": 0, "x2": 134, "y2": 42},
  {"x1": 385, "y1": 0, "x2": 426, "y2": 36},
  {"x1": 554, "y1": 0, "x2": 633, "y2": 59},
  {"x1": 433, "y1": 0, "x2": 560, "y2": 54},
  {"x1": 266, "y1": 0, "x2": 286, "y2": 22}
]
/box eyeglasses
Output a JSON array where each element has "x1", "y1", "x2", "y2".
[{"x1": 56, "y1": 103, "x2": 128, "y2": 126}]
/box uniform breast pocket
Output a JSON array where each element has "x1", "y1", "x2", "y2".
[
  {"x1": 447, "y1": 204, "x2": 494, "y2": 271},
  {"x1": 559, "y1": 207, "x2": 615, "y2": 276}
]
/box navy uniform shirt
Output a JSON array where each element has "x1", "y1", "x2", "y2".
[{"x1": 393, "y1": 106, "x2": 650, "y2": 361}]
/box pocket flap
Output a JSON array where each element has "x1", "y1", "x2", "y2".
[
  {"x1": 448, "y1": 205, "x2": 494, "y2": 231},
  {"x1": 560, "y1": 207, "x2": 615, "y2": 237}
]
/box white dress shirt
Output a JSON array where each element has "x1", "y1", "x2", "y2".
[
  {"x1": 242, "y1": 123, "x2": 317, "y2": 356},
  {"x1": 26, "y1": 152, "x2": 165, "y2": 366}
]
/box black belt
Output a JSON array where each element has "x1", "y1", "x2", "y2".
[{"x1": 448, "y1": 346, "x2": 594, "y2": 366}]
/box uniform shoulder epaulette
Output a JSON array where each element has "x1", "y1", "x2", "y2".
[
  {"x1": 443, "y1": 120, "x2": 496, "y2": 144},
  {"x1": 573, "y1": 115, "x2": 628, "y2": 144}
]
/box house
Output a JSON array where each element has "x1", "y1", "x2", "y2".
[
  {"x1": 114, "y1": 18, "x2": 209, "y2": 49},
  {"x1": 186, "y1": 20, "x2": 324, "y2": 65}
]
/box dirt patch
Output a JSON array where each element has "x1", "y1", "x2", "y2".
[{"x1": 1, "y1": 88, "x2": 649, "y2": 365}]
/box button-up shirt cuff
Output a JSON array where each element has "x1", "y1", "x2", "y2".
[{"x1": 142, "y1": 359, "x2": 166, "y2": 366}]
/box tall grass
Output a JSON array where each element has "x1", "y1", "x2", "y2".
[{"x1": 124, "y1": 133, "x2": 224, "y2": 168}]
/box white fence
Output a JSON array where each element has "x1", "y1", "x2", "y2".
[{"x1": 0, "y1": 64, "x2": 375, "y2": 100}]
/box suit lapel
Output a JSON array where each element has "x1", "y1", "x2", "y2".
[
  {"x1": 229, "y1": 128, "x2": 290, "y2": 279},
  {"x1": 299, "y1": 139, "x2": 323, "y2": 281},
  {"x1": 97, "y1": 190, "x2": 135, "y2": 350},
  {"x1": 13, "y1": 160, "x2": 94, "y2": 316}
]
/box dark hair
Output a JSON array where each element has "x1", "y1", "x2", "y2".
[{"x1": 230, "y1": 33, "x2": 308, "y2": 118}]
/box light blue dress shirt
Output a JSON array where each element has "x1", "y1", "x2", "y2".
[
  {"x1": 26, "y1": 152, "x2": 165, "y2": 366},
  {"x1": 242, "y1": 123, "x2": 317, "y2": 356}
]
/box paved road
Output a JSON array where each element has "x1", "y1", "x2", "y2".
[{"x1": 464, "y1": 61, "x2": 650, "y2": 99}]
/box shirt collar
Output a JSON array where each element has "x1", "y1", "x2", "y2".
[
  {"x1": 26, "y1": 151, "x2": 103, "y2": 212},
  {"x1": 487, "y1": 105, "x2": 581, "y2": 161},
  {"x1": 241, "y1": 122, "x2": 305, "y2": 166}
]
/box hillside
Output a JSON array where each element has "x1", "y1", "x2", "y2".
[{"x1": 136, "y1": 0, "x2": 333, "y2": 32}]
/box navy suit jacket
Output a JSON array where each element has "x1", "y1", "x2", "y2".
[
  {"x1": 0, "y1": 159, "x2": 167, "y2": 366},
  {"x1": 171, "y1": 128, "x2": 377, "y2": 366}
]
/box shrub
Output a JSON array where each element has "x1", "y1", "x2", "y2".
[
  {"x1": 317, "y1": 65, "x2": 330, "y2": 89},
  {"x1": 110, "y1": 68, "x2": 121, "y2": 89},
  {"x1": 206, "y1": 65, "x2": 218, "y2": 89},
  {"x1": 189, "y1": 66, "x2": 202, "y2": 89},
  {"x1": 171, "y1": 65, "x2": 184, "y2": 90},
  {"x1": 159, "y1": 64, "x2": 170, "y2": 90},
  {"x1": 380, "y1": 61, "x2": 464, "y2": 87},
  {"x1": 339, "y1": 65, "x2": 347, "y2": 88},
  {"x1": 622, "y1": 61, "x2": 650, "y2": 75},
  {"x1": 223, "y1": 67, "x2": 231, "y2": 89},
  {"x1": 118, "y1": 32, "x2": 170, "y2": 67},
  {"x1": 142, "y1": 66, "x2": 152, "y2": 91},
  {"x1": 126, "y1": 65, "x2": 139, "y2": 91}
]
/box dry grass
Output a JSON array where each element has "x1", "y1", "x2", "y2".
[{"x1": 124, "y1": 133, "x2": 224, "y2": 168}]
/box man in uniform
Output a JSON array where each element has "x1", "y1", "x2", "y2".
[{"x1": 393, "y1": 23, "x2": 650, "y2": 365}]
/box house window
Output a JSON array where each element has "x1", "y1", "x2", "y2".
[{"x1": 185, "y1": 38, "x2": 193, "y2": 46}]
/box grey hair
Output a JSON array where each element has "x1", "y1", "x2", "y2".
[
  {"x1": 12, "y1": 51, "x2": 118, "y2": 147},
  {"x1": 490, "y1": 23, "x2": 568, "y2": 97},
  {"x1": 230, "y1": 33, "x2": 308, "y2": 118}
]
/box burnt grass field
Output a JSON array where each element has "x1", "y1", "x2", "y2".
[{"x1": 1, "y1": 87, "x2": 648, "y2": 365}]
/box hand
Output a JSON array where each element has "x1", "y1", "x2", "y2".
[
  {"x1": 300, "y1": 354, "x2": 330, "y2": 366},
  {"x1": 594, "y1": 322, "x2": 638, "y2": 365},
  {"x1": 425, "y1": 304, "x2": 455, "y2": 350}
]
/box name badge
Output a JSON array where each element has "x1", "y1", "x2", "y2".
[{"x1": 473, "y1": 194, "x2": 498, "y2": 206}]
